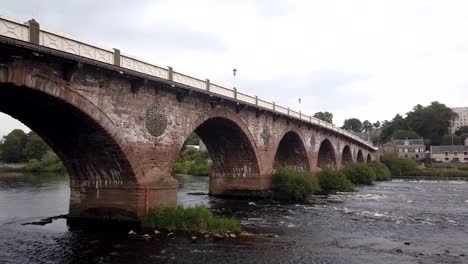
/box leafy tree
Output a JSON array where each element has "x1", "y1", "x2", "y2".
[
  {"x1": 391, "y1": 130, "x2": 421, "y2": 140},
  {"x1": 441, "y1": 135, "x2": 462, "y2": 145},
  {"x1": 0, "y1": 129, "x2": 27, "y2": 163},
  {"x1": 362, "y1": 120, "x2": 373, "y2": 131},
  {"x1": 23, "y1": 133, "x2": 50, "y2": 161},
  {"x1": 186, "y1": 132, "x2": 200, "y2": 145},
  {"x1": 373, "y1": 121, "x2": 381, "y2": 129},
  {"x1": 405, "y1": 102, "x2": 457, "y2": 146},
  {"x1": 342, "y1": 118, "x2": 363, "y2": 132},
  {"x1": 313, "y1": 112, "x2": 333, "y2": 124},
  {"x1": 455, "y1": 126, "x2": 468, "y2": 136}
]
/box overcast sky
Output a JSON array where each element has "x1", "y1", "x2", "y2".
[{"x1": 1, "y1": 0, "x2": 468, "y2": 137}]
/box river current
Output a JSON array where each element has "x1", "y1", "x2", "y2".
[{"x1": 0, "y1": 172, "x2": 467, "y2": 264}]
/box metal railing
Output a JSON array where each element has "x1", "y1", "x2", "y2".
[{"x1": 0, "y1": 15, "x2": 377, "y2": 150}]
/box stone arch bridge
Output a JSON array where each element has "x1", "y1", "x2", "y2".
[{"x1": 0, "y1": 17, "x2": 379, "y2": 221}]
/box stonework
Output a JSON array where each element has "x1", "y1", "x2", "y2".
[
  {"x1": 0, "y1": 42, "x2": 379, "y2": 221},
  {"x1": 145, "y1": 105, "x2": 167, "y2": 137}
]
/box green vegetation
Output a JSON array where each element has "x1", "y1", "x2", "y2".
[
  {"x1": 391, "y1": 130, "x2": 421, "y2": 140},
  {"x1": 342, "y1": 163, "x2": 376, "y2": 185},
  {"x1": 342, "y1": 118, "x2": 363, "y2": 132},
  {"x1": 141, "y1": 205, "x2": 240, "y2": 233},
  {"x1": 185, "y1": 132, "x2": 200, "y2": 145},
  {"x1": 366, "y1": 161, "x2": 391, "y2": 181},
  {"x1": 313, "y1": 111, "x2": 333, "y2": 124},
  {"x1": 379, "y1": 101, "x2": 457, "y2": 145},
  {"x1": 382, "y1": 154, "x2": 418, "y2": 176},
  {"x1": 23, "y1": 152, "x2": 66, "y2": 173},
  {"x1": 173, "y1": 148, "x2": 212, "y2": 176},
  {"x1": 0, "y1": 129, "x2": 27, "y2": 163},
  {"x1": 0, "y1": 129, "x2": 65, "y2": 172},
  {"x1": 271, "y1": 167, "x2": 320, "y2": 202},
  {"x1": 317, "y1": 169, "x2": 354, "y2": 193}
]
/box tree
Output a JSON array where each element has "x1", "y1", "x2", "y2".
[
  {"x1": 373, "y1": 121, "x2": 381, "y2": 129},
  {"x1": 313, "y1": 111, "x2": 333, "y2": 124},
  {"x1": 185, "y1": 132, "x2": 200, "y2": 145},
  {"x1": 391, "y1": 130, "x2": 421, "y2": 140},
  {"x1": 379, "y1": 114, "x2": 409, "y2": 143},
  {"x1": 0, "y1": 129, "x2": 27, "y2": 163},
  {"x1": 342, "y1": 118, "x2": 363, "y2": 132},
  {"x1": 23, "y1": 133, "x2": 50, "y2": 161},
  {"x1": 441, "y1": 135, "x2": 462, "y2": 145},
  {"x1": 362, "y1": 120, "x2": 373, "y2": 131},
  {"x1": 455, "y1": 126, "x2": 468, "y2": 136},
  {"x1": 405, "y1": 101, "x2": 457, "y2": 146}
]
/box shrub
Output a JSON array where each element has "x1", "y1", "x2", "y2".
[
  {"x1": 271, "y1": 167, "x2": 320, "y2": 202},
  {"x1": 342, "y1": 163, "x2": 376, "y2": 185},
  {"x1": 173, "y1": 150, "x2": 212, "y2": 176},
  {"x1": 23, "y1": 152, "x2": 65, "y2": 173},
  {"x1": 367, "y1": 161, "x2": 391, "y2": 181},
  {"x1": 317, "y1": 168, "x2": 354, "y2": 193},
  {"x1": 141, "y1": 204, "x2": 240, "y2": 233},
  {"x1": 382, "y1": 154, "x2": 418, "y2": 176}
]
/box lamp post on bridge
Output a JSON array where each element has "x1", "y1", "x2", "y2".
[{"x1": 232, "y1": 68, "x2": 237, "y2": 89}]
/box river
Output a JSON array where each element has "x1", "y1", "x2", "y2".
[{"x1": 0, "y1": 172, "x2": 467, "y2": 264}]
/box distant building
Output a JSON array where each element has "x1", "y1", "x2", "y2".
[
  {"x1": 430, "y1": 138, "x2": 468, "y2": 163},
  {"x1": 383, "y1": 138, "x2": 426, "y2": 160},
  {"x1": 450, "y1": 107, "x2": 468, "y2": 133}
]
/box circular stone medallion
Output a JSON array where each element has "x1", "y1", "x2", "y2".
[{"x1": 145, "y1": 105, "x2": 167, "y2": 137}]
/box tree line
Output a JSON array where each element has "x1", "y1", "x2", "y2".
[
  {"x1": 0, "y1": 129, "x2": 50, "y2": 163},
  {"x1": 313, "y1": 101, "x2": 461, "y2": 146}
]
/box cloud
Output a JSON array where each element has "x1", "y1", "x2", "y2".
[{"x1": 1, "y1": 0, "x2": 468, "y2": 136}]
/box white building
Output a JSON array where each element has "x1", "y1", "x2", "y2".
[{"x1": 450, "y1": 107, "x2": 468, "y2": 133}]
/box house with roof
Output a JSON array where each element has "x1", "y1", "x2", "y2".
[
  {"x1": 383, "y1": 138, "x2": 426, "y2": 160},
  {"x1": 430, "y1": 138, "x2": 468, "y2": 163}
]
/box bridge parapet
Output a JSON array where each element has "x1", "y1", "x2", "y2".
[{"x1": 0, "y1": 15, "x2": 377, "y2": 151}]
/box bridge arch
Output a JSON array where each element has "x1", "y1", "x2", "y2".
[
  {"x1": 273, "y1": 130, "x2": 310, "y2": 171},
  {"x1": 341, "y1": 145, "x2": 353, "y2": 166},
  {"x1": 356, "y1": 149, "x2": 365, "y2": 163},
  {"x1": 0, "y1": 82, "x2": 139, "y2": 185},
  {"x1": 181, "y1": 109, "x2": 261, "y2": 194},
  {"x1": 366, "y1": 153, "x2": 372, "y2": 163},
  {"x1": 317, "y1": 139, "x2": 337, "y2": 169}
]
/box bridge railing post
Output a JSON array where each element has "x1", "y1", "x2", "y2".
[
  {"x1": 287, "y1": 107, "x2": 290, "y2": 116},
  {"x1": 299, "y1": 111, "x2": 301, "y2": 119},
  {"x1": 168, "y1": 67, "x2": 173, "y2": 81},
  {"x1": 27, "y1": 19, "x2": 40, "y2": 44},
  {"x1": 233, "y1": 87, "x2": 237, "y2": 99},
  {"x1": 206, "y1": 79, "x2": 210, "y2": 91},
  {"x1": 255, "y1": 96, "x2": 258, "y2": 106},
  {"x1": 273, "y1": 102, "x2": 276, "y2": 111},
  {"x1": 113, "y1": 48, "x2": 121, "y2": 66}
]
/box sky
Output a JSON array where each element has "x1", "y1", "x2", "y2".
[{"x1": 1, "y1": 0, "x2": 468, "y2": 137}]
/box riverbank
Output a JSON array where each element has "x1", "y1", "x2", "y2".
[
  {"x1": 0, "y1": 152, "x2": 65, "y2": 173},
  {"x1": 0, "y1": 162, "x2": 26, "y2": 172}
]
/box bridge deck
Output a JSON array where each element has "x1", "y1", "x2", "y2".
[{"x1": 0, "y1": 15, "x2": 376, "y2": 150}]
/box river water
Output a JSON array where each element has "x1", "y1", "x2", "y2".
[{"x1": 0, "y1": 172, "x2": 467, "y2": 264}]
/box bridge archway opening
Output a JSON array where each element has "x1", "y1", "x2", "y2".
[
  {"x1": 176, "y1": 117, "x2": 260, "y2": 185},
  {"x1": 366, "y1": 153, "x2": 372, "y2": 163},
  {"x1": 0, "y1": 83, "x2": 137, "y2": 184},
  {"x1": 274, "y1": 131, "x2": 310, "y2": 171},
  {"x1": 317, "y1": 139, "x2": 336, "y2": 169},
  {"x1": 356, "y1": 150, "x2": 365, "y2": 163},
  {"x1": 341, "y1": 145, "x2": 353, "y2": 167}
]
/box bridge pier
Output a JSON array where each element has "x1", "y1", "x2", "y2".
[
  {"x1": 209, "y1": 174, "x2": 271, "y2": 196},
  {"x1": 68, "y1": 180, "x2": 178, "y2": 222}
]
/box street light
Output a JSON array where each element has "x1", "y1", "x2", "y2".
[{"x1": 232, "y1": 68, "x2": 237, "y2": 88}]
